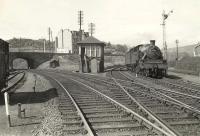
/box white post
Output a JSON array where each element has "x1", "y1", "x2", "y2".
[
  {"x1": 4, "y1": 92, "x2": 9, "y2": 116},
  {"x1": 79, "y1": 46, "x2": 81, "y2": 55},
  {"x1": 4, "y1": 92, "x2": 11, "y2": 127}
]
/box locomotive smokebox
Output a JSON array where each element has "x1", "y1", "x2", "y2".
[{"x1": 150, "y1": 40, "x2": 155, "y2": 46}]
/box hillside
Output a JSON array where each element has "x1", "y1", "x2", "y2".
[{"x1": 168, "y1": 44, "x2": 197, "y2": 61}]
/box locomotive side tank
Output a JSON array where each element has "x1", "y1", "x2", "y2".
[{"x1": 125, "y1": 40, "x2": 167, "y2": 78}]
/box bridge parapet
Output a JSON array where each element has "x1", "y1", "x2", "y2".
[{"x1": 9, "y1": 48, "x2": 53, "y2": 53}]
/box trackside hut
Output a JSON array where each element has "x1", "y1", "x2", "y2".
[{"x1": 77, "y1": 36, "x2": 105, "y2": 73}]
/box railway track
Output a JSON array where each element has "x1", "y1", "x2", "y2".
[
  {"x1": 50, "y1": 71, "x2": 178, "y2": 135},
  {"x1": 127, "y1": 71, "x2": 200, "y2": 97},
  {"x1": 109, "y1": 70, "x2": 200, "y2": 135},
  {"x1": 8, "y1": 70, "x2": 24, "y2": 81},
  {"x1": 1, "y1": 71, "x2": 25, "y2": 93},
  {"x1": 35, "y1": 70, "x2": 172, "y2": 136},
  {"x1": 162, "y1": 76, "x2": 200, "y2": 90},
  {"x1": 119, "y1": 71, "x2": 200, "y2": 111},
  {"x1": 58, "y1": 70, "x2": 200, "y2": 135}
]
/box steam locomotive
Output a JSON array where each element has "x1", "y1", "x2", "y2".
[{"x1": 125, "y1": 40, "x2": 167, "y2": 78}]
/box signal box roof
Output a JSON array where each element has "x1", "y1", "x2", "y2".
[
  {"x1": 0, "y1": 38, "x2": 9, "y2": 45},
  {"x1": 77, "y1": 36, "x2": 105, "y2": 45}
]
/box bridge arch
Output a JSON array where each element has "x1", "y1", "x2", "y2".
[
  {"x1": 9, "y1": 52, "x2": 69, "y2": 69},
  {"x1": 11, "y1": 57, "x2": 33, "y2": 69},
  {"x1": 9, "y1": 52, "x2": 54, "y2": 69}
]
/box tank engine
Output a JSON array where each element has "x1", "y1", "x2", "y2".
[{"x1": 125, "y1": 40, "x2": 167, "y2": 78}]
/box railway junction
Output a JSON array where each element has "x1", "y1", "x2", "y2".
[
  {"x1": 1, "y1": 37, "x2": 200, "y2": 136},
  {"x1": 0, "y1": 68, "x2": 200, "y2": 136},
  {"x1": 1, "y1": 1, "x2": 200, "y2": 135}
]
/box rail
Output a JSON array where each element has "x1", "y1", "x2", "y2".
[
  {"x1": 118, "y1": 71, "x2": 200, "y2": 114},
  {"x1": 69, "y1": 77, "x2": 173, "y2": 136},
  {"x1": 49, "y1": 77, "x2": 95, "y2": 136},
  {"x1": 111, "y1": 77, "x2": 178, "y2": 136},
  {"x1": 8, "y1": 71, "x2": 24, "y2": 81},
  {"x1": 1, "y1": 72, "x2": 25, "y2": 93}
]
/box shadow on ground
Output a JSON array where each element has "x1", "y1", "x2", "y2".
[
  {"x1": 0, "y1": 88, "x2": 58, "y2": 105},
  {"x1": 166, "y1": 74, "x2": 182, "y2": 79},
  {"x1": 11, "y1": 122, "x2": 41, "y2": 128}
]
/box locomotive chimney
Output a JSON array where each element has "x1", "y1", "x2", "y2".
[{"x1": 150, "y1": 40, "x2": 155, "y2": 46}]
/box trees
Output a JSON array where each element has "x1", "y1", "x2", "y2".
[
  {"x1": 115, "y1": 44, "x2": 128, "y2": 53},
  {"x1": 8, "y1": 38, "x2": 54, "y2": 50},
  {"x1": 105, "y1": 42, "x2": 128, "y2": 55}
]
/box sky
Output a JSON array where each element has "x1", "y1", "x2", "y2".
[{"x1": 0, "y1": 0, "x2": 200, "y2": 48}]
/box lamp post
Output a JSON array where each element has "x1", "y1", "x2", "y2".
[{"x1": 161, "y1": 10, "x2": 173, "y2": 61}]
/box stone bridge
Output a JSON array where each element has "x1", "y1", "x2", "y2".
[{"x1": 9, "y1": 51, "x2": 68, "y2": 69}]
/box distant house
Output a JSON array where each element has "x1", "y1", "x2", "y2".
[
  {"x1": 55, "y1": 29, "x2": 89, "y2": 54},
  {"x1": 56, "y1": 29, "x2": 72, "y2": 53}
]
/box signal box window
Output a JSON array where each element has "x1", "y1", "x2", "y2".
[
  {"x1": 86, "y1": 46, "x2": 90, "y2": 56},
  {"x1": 96, "y1": 47, "x2": 101, "y2": 57},
  {"x1": 91, "y1": 46, "x2": 95, "y2": 57}
]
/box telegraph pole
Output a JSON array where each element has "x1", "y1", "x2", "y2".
[
  {"x1": 88, "y1": 23, "x2": 95, "y2": 36},
  {"x1": 175, "y1": 39, "x2": 179, "y2": 61},
  {"x1": 48, "y1": 27, "x2": 51, "y2": 52},
  {"x1": 61, "y1": 29, "x2": 64, "y2": 49},
  {"x1": 161, "y1": 10, "x2": 173, "y2": 61},
  {"x1": 78, "y1": 11, "x2": 83, "y2": 31},
  {"x1": 50, "y1": 30, "x2": 54, "y2": 53},
  {"x1": 48, "y1": 27, "x2": 51, "y2": 44},
  {"x1": 43, "y1": 39, "x2": 46, "y2": 53}
]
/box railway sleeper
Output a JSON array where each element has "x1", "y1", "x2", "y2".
[
  {"x1": 86, "y1": 112, "x2": 130, "y2": 118},
  {"x1": 82, "y1": 107, "x2": 117, "y2": 112},
  {"x1": 60, "y1": 112, "x2": 78, "y2": 117},
  {"x1": 164, "y1": 116, "x2": 199, "y2": 122},
  {"x1": 84, "y1": 109, "x2": 121, "y2": 115},
  {"x1": 77, "y1": 102, "x2": 110, "y2": 106},
  {"x1": 94, "y1": 124, "x2": 147, "y2": 133},
  {"x1": 59, "y1": 101, "x2": 74, "y2": 105},
  {"x1": 89, "y1": 116, "x2": 136, "y2": 123},
  {"x1": 158, "y1": 112, "x2": 189, "y2": 118},
  {"x1": 96, "y1": 130, "x2": 150, "y2": 136},
  {"x1": 80, "y1": 105, "x2": 114, "y2": 109},
  {"x1": 58, "y1": 106, "x2": 77, "y2": 111},
  {"x1": 63, "y1": 121, "x2": 84, "y2": 127},
  {"x1": 168, "y1": 120, "x2": 200, "y2": 125},
  {"x1": 62, "y1": 116, "x2": 81, "y2": 122},
  {"x1": 63, "y1": 127, "x2": 87, "y2": 135},
  {"x1": 91, "y1": 119, "x2": 137, "y2": 126},
  {"x1": 171, "y1": 124, "x2": 200, "y2": 132}
]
